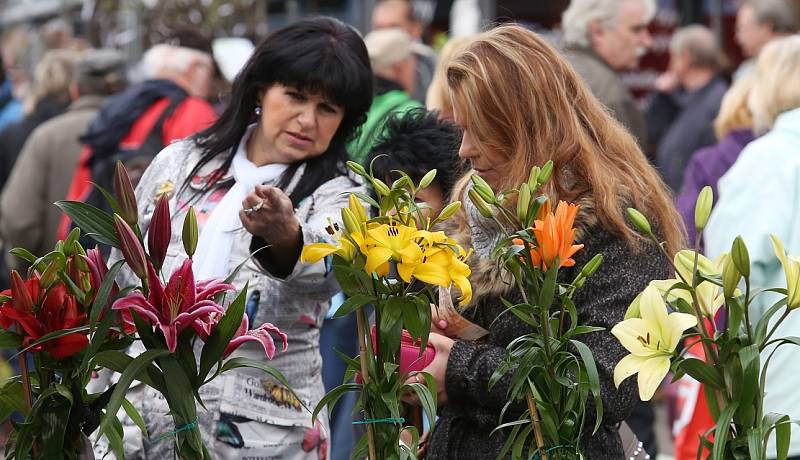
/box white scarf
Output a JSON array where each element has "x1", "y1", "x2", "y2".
[{"x1": 193, "y1": 124, "x2": 287, "y2": 279}]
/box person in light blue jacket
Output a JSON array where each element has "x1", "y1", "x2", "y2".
[{"x1": 705, "y1": 35, "x2": 800, "y2": 460}]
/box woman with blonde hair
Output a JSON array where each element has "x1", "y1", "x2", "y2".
[
  {"x1": 676, "y1": 75, "x2": 755, "y2": 246},
  {"x1": 705, "y1": 35, "x2": 800, "y2": 458},
  {"x1": 411, "y1": 24, "x2": 683, "y2": 459},
  {"x1": 0, "y1": 49, "x2": 78, "y2": 187}
]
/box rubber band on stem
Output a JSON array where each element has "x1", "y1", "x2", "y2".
[
  {"x1": 149, "y1": 419, "x2": 199, "y2": 444},
  {"x1": 352, "y1": 417, "x2": 406, "y2": 425}
]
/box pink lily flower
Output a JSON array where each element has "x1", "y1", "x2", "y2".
[
  {"x1": 112, "y1": 259, "x2": 234, "y2": 352},
  {"x1": 223, "y1": 315, "x2": 288, "y2": 360}
]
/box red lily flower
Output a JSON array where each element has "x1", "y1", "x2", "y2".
[
  {"x1": 0, "y1": 272, "x2": 88, "y2": 359},
  {"x1": 111, "y1": 260, "x2": 233, "y2": 352}
]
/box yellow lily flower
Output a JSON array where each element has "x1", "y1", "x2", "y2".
[
  {"x1": 650, "y1": 250, "x2": 730, "y2": 318},
  {"x1": 612, "y1": 284, "x2": 697, "y2": 401},
  {"x1": 770, "y1": 235, "x2": 800, "y2": 309},
  {"x1": 411, "y1": 245, "x2": 473, "y2": 305},
  {"x1": 364, "y1": 222, "x2": 422, "y2": 276}
]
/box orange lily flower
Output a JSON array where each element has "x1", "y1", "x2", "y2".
[{"x1": 515, "y1": 200, "x2": 583, "y2": 271}]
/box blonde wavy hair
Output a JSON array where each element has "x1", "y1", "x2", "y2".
[
  {"x1": 713, "y1": 74, "x2": 754, "y2": 140},
  {"x1": 748, "y1": 35, "x2": 800, "y2": 134},
  {"x1": 24, "y1": 49, "x2": 79, "y2": 116},
  {"x1": 425, "y1": 35, "x2": 476, "y2": 120},
  {"x1": 446, "y1": 24, "x2": 685, "y2": 255}
]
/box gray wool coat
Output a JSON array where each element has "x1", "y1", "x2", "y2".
[{"x1": 425, "y1": 194, "x2": 672, "y2": 460}]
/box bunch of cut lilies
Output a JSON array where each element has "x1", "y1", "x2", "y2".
[
  {"x1": 0, "y1": 162, "x2": 289, "y2": 460},
  {"x1": 618, "y1": 189, "x2": 800, "y2": 459},
  {"x1": 467, "y1": 161, "x2": 604, "y2": 460},
  {"x1": 301, "y1": 161, "x2": 470, "y2": 460}
]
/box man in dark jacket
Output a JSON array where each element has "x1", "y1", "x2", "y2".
[
  {"x1": 0, "y1": 49, "x2": 127, "y2": 271},
  {"x1": 58, "y1": 43, "x2": 217, "y2": 241},
  {"x1": 646, "y1": 25, "x2": 728, "y2": 192}
]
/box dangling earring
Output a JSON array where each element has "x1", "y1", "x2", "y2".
[{"x1": 254, "y1": 106, "x2": 262, "y2": 116}]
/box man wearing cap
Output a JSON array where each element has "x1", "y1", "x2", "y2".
[
  {"x1": 372, "y1": 0, "x2": 437, "y2": 102},
  {"x1": 348, "y1": 27, "x2": 423, "y2": 164},
  {"x1": 0, "y1": 49, "x2": 127, "y2": 270}
]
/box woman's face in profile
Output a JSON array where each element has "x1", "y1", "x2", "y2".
[
  {"x1": 255, "y1": 83, "x2": 345, "y2": 164},
  {"x1": 452, "y1": 98, "x2": 508, "y2": 190}
]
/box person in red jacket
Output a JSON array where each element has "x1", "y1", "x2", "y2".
[{"x1": 59, "y1": 43, "x2": 217, "y2": 240}]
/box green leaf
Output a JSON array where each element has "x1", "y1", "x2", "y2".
[
  {"x1": 80, "y1": 260, "x2": 124, "y2": 373},
  {"x1": 404, "y1": 372, "x2": 437, "y2": 429},
  {"x1": 13, "y1": 325, "x2": 91, "y2": 357},
  {"x1": 97, "y1": 349, "x2": 171, "y2": 440},
  {"x1": 122, "y1": 397, "x2": 148, "y2": 438},
  {"x1": 538, "y1": 262, "x2": 558, "y2": 309},
  {"x1": 198, "y1": 283, "x2": 248, "y2": 384},
  {"x1": 332, "y1": 294, "x2": 374, "y2": 319},
  {"x1": 54, "y1": 200, "x2": 120, "y2": 247},
  {"x1": 8, "y1": 247, "x2": 37, "y2": 264},
  {"x1": 755, "y1": 301, "x2": 789, "y2": 345},
  {"x1": 571, "y1": 339, "x2": 603, "y2": 434},
  {"x1": 680, "y1": 358, "x2": 725, "y2": 390},
  {"x1": 0, "y1": 382, "x2": 28, "y2": 420},
  {"x1": 0, "y1": 330, "x2": 23, "y2": 348},
  {"x1": 747, "y1": 427, "x2": 765, "y2": 460},
  {"x1": 737, "y1": 344, "x2": 760, "y2": 410},
  {"x1": 711, "y1": 400, "x2": 739, "y2": 460},
  {"x1": 38, "y1": 391, "x2": 71, "y2": 459},
  {"x1": 312, "y1": 383, "x2": 361, "y2": 423}
]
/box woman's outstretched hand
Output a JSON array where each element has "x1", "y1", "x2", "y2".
[{"x1": 240, "y1": 185, "x2": 302, "y2": 272}]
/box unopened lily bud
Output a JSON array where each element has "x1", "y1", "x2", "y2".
[
  {"x1": 517, "y1": 183, "x2": 531, "y2": 223},
  {"x1": 372, "y1": 178, "x2": 391, "y2": 197},
  {"x1": 114, "y1": 161, "x2": 138, "y2": 227},
  {"x1": 148, "y1": 194, "x2": 171, "y2": 271},
  {"x1": 341, "y1": 208, "x2": 360, "y2": 235},
  {"x1": 39, "y1": 259, "x2": 61, "y2": 289},
  {"x1": 731, "y1": 236, "x2": 750, "y2": 278},
  {"x1": 694, "y1": 186, "x2": 713, "y2": 232},
  {"x1": 581, "y1": 254, "x2": 603, "y2": 278},
  {"x1": 437, "y1": 201, "x2": 461, "y2": 221},
  {"x1": 10, "y1": 271, "x2": 34, "y2": 311},
  {"x1": 346, "y1": 161, "x2": 367, "y2": 177},
  {"x1": 721, "y1": 253, "x2": 741, "y2": 299},
  {"x1": 348, "y1": 194, "x2": 367, "y2": 224},
  {"x1": 537, "y1": 160, "x2": 554, "y2": 184},
  {"x1": 470, "y1": 174, "x2": 496, "y2": 204},
  {"x1": 624, "y1": 292, "x2": 643, "y2": 320},
  {"x1": 418, "y1": 169, "x2": 437, "y2": 190},
  {"x1": 72, "y1": 243, "x2": 89, "y2": 272},
  {"x1": 527, "y1": 166, "x2": 540, "y2": 189},
  {"x1": 626, "y1": 208, "x2": 653, "y2": 235},
  {"x1": 114, "y1": 214, "x2": 148, "y2": 282},
  {"x1": 183, "y1": 207, "x2": 198, "y2": 259},
  {"x1": 468, "y1": 189, "x2": 494, "y2": 218},
  {"x1": 391, "y1": 176, "x2": 411, "y2": 191}
]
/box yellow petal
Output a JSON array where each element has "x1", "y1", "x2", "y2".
[
  {"x1": 453, "y1": 274, "x2": 473, "y2": 305},
  {"x1": 664, "y1": 311, "x2": 697, "y2": 352},
  {"x1": 639, "y1": 285, "x2": 670, "y2": 340},
  {"x1": 610, "y1": 318, "x2": 658, "y2": 357},
  {"x1": 614, "y1": 353, "x2": 647, "y2": 388},
  {"x1": 636, "y1": 355, "x2": 671, "y2": 401},
  {"x1": 397, "y1": 260, "x2": 417, "y2": 283},
  {"x1": 300, "y1": 243, "x2": 339, "y2": 264},
  {"x1": 413, "y1": 263, "x2": 452, "y2": 287},
  {"x1": 365, "y1": 247, "x2": 394, "y2": 274}
]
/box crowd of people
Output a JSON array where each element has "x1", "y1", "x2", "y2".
[{"x1": 1, "y1": 0, "x2": 800, "y2": 458}]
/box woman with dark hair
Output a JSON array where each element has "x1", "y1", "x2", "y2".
[{"x1": 118, "y1": 17, "x2": 373, "y2": 459}]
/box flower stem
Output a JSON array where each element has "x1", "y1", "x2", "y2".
[
  {"x1": 527, "y1": 390, "x2": 548, "y2": 460},
  {"x1": 355, "y1": 307, "x2": 378, "y2": 460}
]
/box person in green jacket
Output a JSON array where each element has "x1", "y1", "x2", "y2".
[{"x1": 348, "y1": 27, "x2": 424, "y2": 164}]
